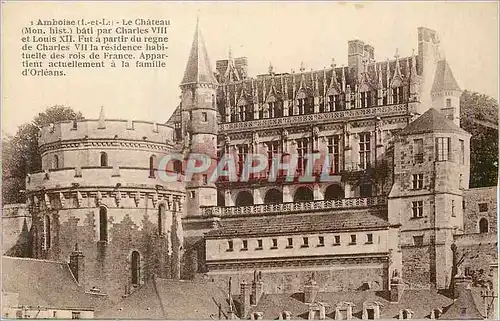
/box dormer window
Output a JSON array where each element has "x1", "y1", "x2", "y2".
[
  {"x1": 363, "y1": 301, "x2": 383, "y2": 320},
  {"x1": 399, "y1": 309, "x2": 413, "y2": 319},
  {"x1": 280, "y1": 311, "x2": 291, "y2": 320},
  {"x1": 430, "y1": 308, "x2": 442, "y2": 319},
  {"x1": 335, "y1": 302, "x2": 355, "y2": 320},
  {"x1": 436, "y1": 137, "x2": 450, "y2": 161}
]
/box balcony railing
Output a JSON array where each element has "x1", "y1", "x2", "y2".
[
  {"x1": 200, "y1": 196, "x2": 387, "y2": 217},
  {"x1": 219, "y1": 103, "x2": 414, "y2": 132}
]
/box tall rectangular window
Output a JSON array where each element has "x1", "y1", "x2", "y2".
[
  {"x1": 227, "y1": 240, "x2": 234, "y2": 252},
  {"x1": 201, "y1": 112, "x2": 208, "y2": 122},
  {"x1": 412, "y1": 201, "x2": 424, "y2": 218},
  {"x1": 366, "y1": 233, "x2": 373, "y2": 244},
  {"x1": 436, "y1": 137, "x2": 450, "y2": 161},
  {"x1": 459, "y1": 139, "x2": 465, "y2": 164},
  {"x1": 446, "y1": 98, "x2": 451, "y2": 108},
  {"x1": 414, "y1": 139, "x2": 424, "y2": 164},
  {"x1": 297, "y1": 138, "x2": 309, "y2": 174},
  {"x1": 349, "y1": 235, "x2": 357, "y2": 245},
  {"x1": 297, "y1": 98, "x2": 306, "y2": 115},
  {"x1": 333, "y1": 235, "x2": 341, "y2": 245},
  {"x1": 412, "y1": 174, "x2": 424, "y2": 189},
  {"x1": 359, "y1": 133, "x2": 371, "y2": 170},
  {"x1": 286, "y1": 237, "x2": 293, "y2": 248},
  {"x1": 328, "y1": 95, "x2": 335, "y2": 111},
  {"x1": 266, "y1": 141, "x2": 280, "y2": 175},
  {"x1": 237, "y1": 144, "x2": 249, "y2": 176},
  {"x1": 327, "y1": 135, "x2": 341, "y2": 174}
]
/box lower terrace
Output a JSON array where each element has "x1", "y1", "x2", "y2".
[{"x1": 200, "y1": 195, "x2": 387, "y2": 217}]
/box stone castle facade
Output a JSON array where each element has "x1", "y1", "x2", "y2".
[{"x1": 18, "y1": 22, "x2": 497, "y2": 306}]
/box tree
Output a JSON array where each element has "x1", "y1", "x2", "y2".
[
  {"x1": 460, "y1": 90, "x2": 498, "y2": 187},
  {"x1": 2, "y1": 105, "x2": 84, "y2": 204}
]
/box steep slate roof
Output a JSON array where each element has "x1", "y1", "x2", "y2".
[
  {"x1": 205, "y1": 210, "x2": 388, "y2": 238},
  {"x1": 235, "y1": 288, "x2": 455, "y2": 320},
  {"x1": 399, "y1": 108, "x2": 469, "y2": 135},
  {"x1": 431, "y1": 59, "x2": 461, "y2": 93},
  {"x1": 439, "y1": 288, "x2": 485, "y2": 320},
  {"x1": 215, "y1": 55, "x2": 418, "y2": 117},
  {"x1": 4, "y1": 219, "x2": 33, "y2": 258},
  {"x1": 98, "y1": 277, "x2": 231, "y2": 319},
  {"x1": 181, "y1": 19, "x2": 217, "y2": 85},
  {"x1": 1, "y1": 256, "x2": 93, "y2": 310}
]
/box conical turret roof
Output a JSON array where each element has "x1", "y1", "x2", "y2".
[
  {"x1": 181, "y1": 19, "x2": 217, "y2": 85},
  {"x1": 431, "y1": 59, "x2": 461, "y2": 93}
]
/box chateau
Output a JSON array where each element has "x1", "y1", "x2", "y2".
[{"x1": 3, "y1": 21, "x2": 498, "y2": 319}]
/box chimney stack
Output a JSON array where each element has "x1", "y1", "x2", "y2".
[
  {"x1": 389, "y1": 270, "x2": 406, "y2": 303},
  {"x1": 304, "y1": 272, "x2": 319, "y2": 304},
  {"x1": 69, "y1": 243, "x2": 85, "y2": 288},
  {"x1": 240, "y1": 281, "x2": 251, "y2": 319},
  {"x1": 453, "y1": 269, "x2": 472, "y2": 299},
  {"x1": 251, "y1": 270, "x2": 264, "y2": 306}
]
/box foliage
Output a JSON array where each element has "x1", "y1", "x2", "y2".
[
  {"x1": 2, "y1": 105, "x2": 84, "y2": 204},
  {"x1": 460, "y1": 90, "x2": 498, "y2": 188}
]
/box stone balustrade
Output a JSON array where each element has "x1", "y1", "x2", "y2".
[
  {"x1": 219, "y1": 103, "x2": 414, "y2": 133},
  {"x1": 200, "y1": 196, "x2": 387, "y2": 217}
]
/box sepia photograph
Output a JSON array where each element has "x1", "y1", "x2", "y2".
[{"x1": 1, "y1": 1, "x2": 499, "y2": 319}]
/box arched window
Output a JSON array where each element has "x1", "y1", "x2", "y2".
[
  {"x1": 264, "y1": 189, "x2": 283, "y2": 204},
  {"x1": 158, "y1": 204, "x2": 166, "y2": 235},
  {"x1": 131, "y1": 251, "x2": 140, "y2": 286},
  {"x1": 293, "y1": 187, "x2": 314, "y2": 202},
  {"x1": 149, "y1": 155, "x2": 157, "y2": 178},
  {"x1": 44, "y1": 215, "x2": 51, "y2": 249},
  {"x1": 235, "y1": 191, "x2": 254, "y2": 206},
  {"x1": 217, "y1": 192, "x2": 225, "y2": 207},
  {"x1": 479, "y1": 218, "x2": 489, "y2": 233},
  {"x1": 53, "y1": 155, "x2": 59, "y2": 169},
  {"x1": 325, "y1": 184, "x2": 345, "y2": 200},
  {"x1": 100, "y1": 152, "x2": 108, "y2": 167},
  {"x1": 99, "y1": 206, "x2": 108, "y2": 242}
]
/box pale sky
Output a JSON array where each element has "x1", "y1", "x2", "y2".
[{"x1": 2, "y1": 1, "x2": 498, "y2": 135}]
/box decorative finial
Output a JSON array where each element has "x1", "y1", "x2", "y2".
[
  {"x1": 268, "y1": 62, "x2": 274, "y2": 75},
  {"x1": 300, "y1": 61, "x2": 305, "y2": 72},
  {"x1": 228, "y1": 46, "x2": 232, "y2": 60},
  {"x1": 74, "y1": 243, "x2": 79, "y2": 251},
  {"x1": 394, "y1": 48, "x2": 400, "y2": 59},
  {"x1": 331, "y1": 58, "x2": 336, "y2": 68}
]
